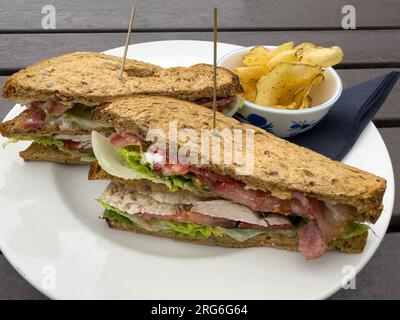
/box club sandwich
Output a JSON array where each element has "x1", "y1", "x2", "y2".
[
  {"x1": 1, "y1": 52, "x2": 242, "y2": 163},
  {"x1": 88, "y1": 95, "x2": 386, "y2": 259}
]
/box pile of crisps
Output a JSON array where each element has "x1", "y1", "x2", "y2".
[{"x1": 236, "y1": 42, "x2": 344, "y2": 110}]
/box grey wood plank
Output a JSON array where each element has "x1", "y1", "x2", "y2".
[
  {"x1": 1, "y1": 30, "x2": 400, "y2": 74},
  {"x1": 1, "y1": 232, "x2": 399, "y2": 299},
  {"x1": 1, "y1": 0, "x2": 399, "y2": 31},
  {"x1": 0, "y1": 256, "x2": 47, "y2": 299},
  {"x1": 378, "y1": 127, "x2": 400, "y2": 228},
  {"x1": 331, "y1": 232, "x2": 400, "y2": 299}
]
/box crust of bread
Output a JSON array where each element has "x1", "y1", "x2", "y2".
[
  {"x1": 2, "y1": 52, "x2": 241, "y2": 105},
  {"x1": 105, "y1": 218, "x2": 368, "y2": 254},
  {"x1": 91, "y1": 96, "x2": 386, "y2": 224},
  {"x1": 0, "y1": 108, "x2": 113, "y2": 138},
  {"x1": 19, "y1": 143, "x2": 88, "y2": 164}
]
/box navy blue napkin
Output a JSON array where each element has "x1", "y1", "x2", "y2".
[{"x1": 289, "y1": 71, "x2": 400, "y2": 160}]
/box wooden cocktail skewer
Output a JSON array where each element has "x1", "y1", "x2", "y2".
[
  {"x1": 119, "y1": 4, "x2": 136, "y2": 80},
  {"x1": 212, "y1": 7, "x2": 218, "y2": 129}
]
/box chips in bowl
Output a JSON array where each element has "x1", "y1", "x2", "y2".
[
  {"x1": 236, "y1": 42, "x2": 344, "y2": 110},
  {"x1": 255, "y1": 63, "x2": 322, "y2": 107}
]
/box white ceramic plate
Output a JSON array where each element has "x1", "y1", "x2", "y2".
[{"x1": 0, "y1": 40, "x2": 394, "y2": 300}]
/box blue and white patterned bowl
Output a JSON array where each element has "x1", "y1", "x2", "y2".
[{"x1": 218, "y1": 46, "x2": 343, "y2": 138}]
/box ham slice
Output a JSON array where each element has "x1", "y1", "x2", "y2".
[
  {"x1": 194, "y1": 96, "x2": 236, "y2": 110},
  {"x1": 27, "y1": 101, "x2": 73, "y2": 116},
  {"x1": 210, "y1": 180, "x2": 292, "y2": 214},
  {"x1": 22, "y1": 100, "x2": 74, "y2": 129},
  {"x1": 140, "y1": 148, "x2": 339, "y2": 220},
  {"x1": 140, "y1": 210, "x2": 238, "y2": 228},
  {"x1": 153, "y1": 162, "x2": 191, "y2": 176},
  {"x1": 298, "y1": 221, "x2": 327, "y2": 259},
  {"x1": 109, "y1": 132, "x2": 141, "y2": 148},
  {"x1": 155, "y1": 159, "x2": 355, "y2": 259},
  {"x1": 54, "y1": 135, "x2": 93, "y2": 153},
  {"x1": 293, "y1": 193, "x2": 354, "y2": 258},
  {"x1": 27, "y1": 101, "x2": 45, "y2": 109},
  {"x1": 62, "y1": 140, "x2": 93, "y2": 153},
  {"x1": 22, "y1": 108, "x2": 46, "y2": 128},
  {"x1": 140, "y1": 209, "x2": 291, "y2": 230},
  {"x1": 48, "y1": 101, "x2": 73, "y2": 116}
]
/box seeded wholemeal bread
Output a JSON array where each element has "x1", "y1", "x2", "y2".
[
  {"x1": 2, "y1": 52, "x2": 241, "y2": 105},
  {"x1": 105, "y1": 218, "x2": 368, "y2": 254},
  {"x1": 20, "y1": 143, "x2": 88, "y2": 164},
  {"x1": 92, "y1": 95, "x2": 386, "y2": 223}
]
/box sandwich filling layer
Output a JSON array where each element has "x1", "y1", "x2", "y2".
[
  {"x1": 99, "y1": 183, "x2": 369, "y2": 246},
  {"x1": 4, "y1": 134, "x2": 96, "y2": 162},
  {"x1": 21, "y1": 101, "x2": 105, "y2": 130},
  {"x1": 3, "y1": 102, "x2": 107, "y2": 162},
  {"x1": 22, "y1": 95, "x2": 242, "y2": 130},
  {"x1": 193, "y1": 95, "x2": 243, "y2": 112},
  {"x1": 92, "y1": 131, "x2": 371, "y2": 259}
]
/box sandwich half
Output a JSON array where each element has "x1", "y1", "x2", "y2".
[
  {"x1": 88, "y1": 95, "x2": 386, "y2": 259},
  {"x1": 1, "y1": 51, "x2": 242, "y2": 163}
]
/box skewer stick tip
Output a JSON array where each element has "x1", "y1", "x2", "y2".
[
  {"x1": 212, "y1": 7, "x2": 218, "y2": 130},
  {"x1": 119, "y1": 4, "x2": 136, "y2": 80}
]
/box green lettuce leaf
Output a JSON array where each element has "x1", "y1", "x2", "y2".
[
  {"x1": 35, "y1": 136, "x2": 65, "y2": 149},
  {"x1": 4, "y1": 135, "x2": 95, "y2": 162},
  {"x1": 34, "y1": 136, "x2": 95, "y2": 161},
  {"x1": 220, "y1": 227, "x2": 265, "y2": 242},
  {"x1": 340, "y1": 221, "x2": 371, "y2": 240},
  {"x1": 92, "y1": 131, "x2": 207, "y2": 193},
  {"x1": 291, "y1": 218, "x2": 370, "y2": 240},
  {"x1": 61, "y1": 104, "x2": 105, "y2": 129},
  {"x1": 118, "y1": 146, "x2": 207, "y2": 193},
  {"x1": 99, "y1": 199, "x2": 165, "y2": 232},
  {"x1": 2, "y1": 137, "x2": 19, "y2": 148},
  {"x1": 166, "y1": 221, "x2": 225, "y2": 239},
  {"x1": 103, "y1": 208, "x2": 133, "y2": 225}
]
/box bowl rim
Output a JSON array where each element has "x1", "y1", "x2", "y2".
[{"x1": 218, "y1": 45, "x2": 343, "y2": 115}]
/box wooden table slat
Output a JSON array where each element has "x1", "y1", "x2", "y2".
[
  {"x1": 1, "y1": 0, "x2": 400, "y2": 31},
  {"x1": 1, "y1": 30, "x2": 400, "y2": 75}
]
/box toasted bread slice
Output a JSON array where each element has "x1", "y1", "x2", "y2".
[
  {"x1": 92, "y1": 95, "x2": 386, "y2": 223},
  {"x1": 105, "y1": 218, "x2": 368, "y2": 254},
  {"x1": 20, "y1": 143, "x2": 88, "y2": 164},
  {"x1": 0, "y1": 108, "x2": 113, "y2": 138},
  {"x1": 2, "y1": 52, "x2": 241, "y2": 105}
]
